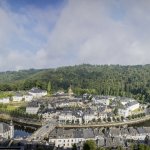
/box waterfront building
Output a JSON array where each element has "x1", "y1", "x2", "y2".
[
  {"x1": 26, "y1": 101, "x2": 40, "y2": 114},
  {"x1": 0, "y1": 121, "x2": 14, "y2": 139}
]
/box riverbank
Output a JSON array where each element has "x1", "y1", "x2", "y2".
[{"x1": 0, "y1": 113, "x2": 42, "y2": 129}]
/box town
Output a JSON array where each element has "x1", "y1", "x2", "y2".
[{"x1": 0, "y1": 86, "x2": 150, "y2": 149}]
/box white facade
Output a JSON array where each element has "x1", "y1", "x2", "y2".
[
  {"x1": 12, "y1": 96, "x2": 23, "y2": 102},
  {"x1": 28, "y1": 88, "x2": 47, "y2": 98},
  {"x1": 118, "y1": 109, "x2": 130, "y2": 117},
  {"x1": 83, "y1": 114, "x2": 97, "y2": 124},
  {"x1": 0, "y1": 97, "x2": 10, "y2": 104},
  {"x1": 92, "y1": 98, "x2": 110, "y2": 106},
  {"x1": 26, "y1": 106, "x2": 40, "y2": 114},
  {"x1": 128, "y1": 102, "x2": 140, "y2": 111},
  {"x1": 23, "y1": 95, "x2": 33, "y2": 102},
  {"x1": 58, "y1": 113, "x2": 82, "y2": 124},
  {"x1": 49, "y1": 138, "x2": 84, "y2": 148},
  {"x1": 0, "y1": 122, "x2": 14, "y2": 139}
]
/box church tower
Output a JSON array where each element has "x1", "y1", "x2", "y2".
[
  {"x1": 10, "y1": 120, "x2": 14, "y2": 138},
  {"x1": 68, "y1": 85, "x2": 74, "y2": 97}
]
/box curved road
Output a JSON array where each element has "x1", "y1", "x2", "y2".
[{"x1": 57, "y1": 115, "x2": 150, "y2": 128}]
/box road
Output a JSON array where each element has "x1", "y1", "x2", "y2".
[
  {"x1": 57, "y1": 115, "x2": 150, "y2": 128},
  {"x1": 27, "y1": 119, "x2": 57, "y2": 141}
]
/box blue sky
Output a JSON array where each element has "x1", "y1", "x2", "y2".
[{"x1": 0, "y1": 0, "x2": 150, "y2": 71}]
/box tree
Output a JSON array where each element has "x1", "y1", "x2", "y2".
[
  {"x1": 107, "y1": 117, "x2": 111, "y2": 122},
  {"x1": 113, "y1": 108, "x2": 118, "y2": 116},
  {"x1": 72, "y1": 144, "x2": 77, "y2": 150},
  {"x1": 83, "y1": 140, "x2": 97, "y2": 150},
  {"x1": 121, "y1": 116, "x2": 124, "y2": 121},
  {"x1": 47, "y1": 81, "x2": 51, "y2": 94}
]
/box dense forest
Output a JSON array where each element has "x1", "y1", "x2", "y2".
[{"x1": 0, "y1": 64, "x2": 150, "y2": 102}]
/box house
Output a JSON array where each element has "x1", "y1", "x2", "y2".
[
  {"x1": 49, "y1": 128, "x2": 85, "y2": 148},
  {"x1": 26, "y1": 102, "x2": 40, "y2": 114},
  {"x1": 0, "y1": 121, "x2": 14, "y2": 139},
  {"x1": 118, "y1": 108, "x2": 130, "y2": 117},
  {"x1": 58, "y1": 111, "x2": 82, "y2": 124},
  {"x1": 23, "y1": 94, "x2": 33, "y2": 102},
  {"x1": 83, "y1": 112, "x2": 97, "y2": 124},
  {"x1": 12, "y1": 93, "x2": 23, "y2": 102},
  {"x1": 92, "y1": 96, "x2": 110, "y2": 106},
  {"x1": 118, "y1": 101, "x2": 140, "y2": 117},
  {"x1": 49, "y1": 128, "x2": 95, "y2": 148},
  {"x1": 125, "y1": 101, "x2": 140, "y2": 111},
  {"x1": 28, "y1": 87, "x2": 47, "y2": 98},
  {"x1": 0, "y1": 97, "x2": 10, "y2": 104}
]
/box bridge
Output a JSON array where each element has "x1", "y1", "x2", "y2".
[{"x1": 27, "y1": 119, "x2": 57, "y2": 141}]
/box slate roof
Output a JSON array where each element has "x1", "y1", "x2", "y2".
[{"x1": 0, "y1": 123, "x2": 10, "y2": 133}]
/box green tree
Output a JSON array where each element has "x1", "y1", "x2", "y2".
[
  {"x1": 47, "y1": 81, "x2": 51, "y2": 94},
  {"x1": 83, "y1": 140, "x2": 97, "y2": 150},
  {"x1": 72, "y1": 143, "x2": 77, "y2": 150}
]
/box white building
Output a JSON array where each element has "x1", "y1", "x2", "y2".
[
  {"x1": 58, "y1": 112, "x2": 82, "y2": 124},
  {"x1": 26, "y1": 102, "x2": 40, "y2": 114},
  {"x1": 28, "y1": 87, "x2": 47, "y2": 98},
  {"x1": 126, "y1": 101, "x2": 140, "y2": 111},
  {"x1": 83, "y1": 113, "x2": 97, "y2": 124},
  {"x1": 0, "y1": 121, "x2": 14, "y2": 139},
  {"x1": 118, "y1": 108, "x2": 130, "y2": 117},
  {"x1": 23, "y1": 94, "x2": 33, "y2": 102},
  {"x1": 49, "y1": 128, "x2": 95, "y2": 148},
  {"x1": 12, "y1": 95, "x2": 23, "y2": 102},
  {"x1": 92, "y1": 97, "x2": 110, "y2": 106},
  {"x1": 0, "y1": 97, "x2": 10, "y2": 104},
  {"x1": 118, "y1": 101, "x2": 140, "y2": 117}
]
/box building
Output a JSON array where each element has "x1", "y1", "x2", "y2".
[
  {"x1": 118, "y1": 108, "x2": 130, "y2": 117},
  {"x1": 126, "y1": 101, "x2": 140, "y2": 111},
  {"x1": 0, "y1": 97, "x2": 10, "y2": 104},
  {"x1": 0, "y1": 121, "x2": 14, "y2": 139},
  {"x1": 23, "y1": 94, "x2": 33, "y2": 102},
  {"x1": 58, "y1": 112, "x2": 82, "y2": 124},
  {"x1": 118, "y1": 101, "x2": 140, "y2": 117},
  {"x1": 12, "y1": 93, "x2": 23, "y2": 102},
  {"x1": 49, "y1": 128, "x2": 95, "y2": 148},
  {"x1": 83, "y1": 112, "x2": 97, "y2": 124},
  {"x1": 92, "y1": 96, "x2": 110, "y2": 106},
  {"x1": 28, "y1": 87, "x2": 47, "y2": 98},
  {"x1": 26, "y1": 102, "x2": 40, "y2": 114}
]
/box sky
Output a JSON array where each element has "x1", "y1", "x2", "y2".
[{"x1": 0, "y1": 0, "x2": 150, "y2": 71}]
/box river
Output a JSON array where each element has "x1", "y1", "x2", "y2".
[
  {"x1": 1, "y1": 119, "x2": 150, "y2": 138},
  {"x1": 14, "y1": 124, "x2": 37, "y2": 138}
]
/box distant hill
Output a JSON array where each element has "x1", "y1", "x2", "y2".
[{"x1": 0, "y1": 64, "x2": 150, "y2": 102}]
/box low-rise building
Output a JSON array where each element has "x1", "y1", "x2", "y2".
[
  {"x1": 58, "y1": 112, "x2": 82, "y2": 124},
  {"x1": 23, "y1": 94, "x2": 33, "y2": 102},
  {"x1": 12, "y1": 93, "x2": 23, "y2": 102},
  {"x1": 0, "y1": 121, "x2": 14, "y2": 139},
  {"x1": 28, "y1": 87, "x2": 47, "y2": 98},
  {"x1": 26, "y1": 102, "x2": 40, "y2": 114},
  {"x1": 0, "y1": 97, "x2": 10, "y2": 104}
]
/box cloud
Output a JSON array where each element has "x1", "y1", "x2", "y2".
[{"x1": 0, "y1": 0, "x2": 150, "y2": 71}]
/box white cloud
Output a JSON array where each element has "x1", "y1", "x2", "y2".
[{"x1": 0, "y1": 0, "x2": 150, "y2": 71}]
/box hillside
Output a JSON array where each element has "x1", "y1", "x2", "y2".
[{"x1": 0, "y1": 64, "x2": 150, "y2": 102}]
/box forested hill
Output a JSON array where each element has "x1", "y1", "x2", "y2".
[{"x1": 0, "y1": 64, "x2": 150, "y2": 102}]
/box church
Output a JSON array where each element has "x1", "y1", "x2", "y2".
[{"x1": 0, "y1": 121, "x2": 14, "y2": 139}]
